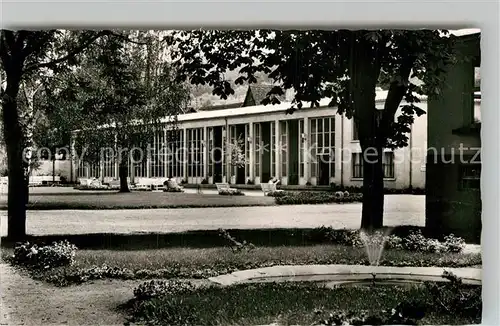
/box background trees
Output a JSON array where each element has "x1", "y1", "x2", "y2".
[
  {"x1": 167, "y1": 29, "x2": 457, "y2": 230},
  {"x1": 1, "y1": 30, "x2": 118, "y2": 240},
  {"x1": 44, "y1": 31, "x2": 190, "y2": 192},
  {"x1": 0, "y1": 30, "x2": 188, "y2": 239}
]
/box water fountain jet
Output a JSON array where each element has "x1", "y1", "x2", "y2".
[{"x1": 359, "y1": 228, "x2": 394, "y2": 286}]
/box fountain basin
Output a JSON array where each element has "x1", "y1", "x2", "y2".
[{"x1": 208, "y1": 264, "x2": 481, "y2": 287}]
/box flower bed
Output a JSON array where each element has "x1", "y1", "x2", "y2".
[
  {"x1": 124, "y1": 272, "x2": 480, "y2": 326},
  {"x1": 12, "y1": 240, "x2": 77, "y2": 270},
  {"x1": 74, "y1": 185, "x2": 115, "y2": 191},
  {"x1": 274, "y1": 191, "x2": 362, "y2": 205},
  {"x1": 309, "y1": 227, "x2": 466, "y2": 253},
  {"x1": 5, "y1": 229, "x2": 474, "y2": 287},
  {"x1": 218, "y1": 189, "x2": 245, "y2": 196},
  {"x1": 330, "y1": 184, "x2": 425, "y2": 195}
]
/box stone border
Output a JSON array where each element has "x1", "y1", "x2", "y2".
[{"x1": 208, "y1": 264, "x2": 482, "y2": 286}]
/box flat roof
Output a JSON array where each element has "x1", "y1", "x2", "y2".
[
  {"x1": 76, "y1": 89, "x2": 481, "y2": 132},
  {"x1": 167, "y1": 90, "x2": 429, "y2": 123}
]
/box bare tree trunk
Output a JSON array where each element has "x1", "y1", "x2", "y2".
[
  {"x1": 3, "y1": 75, "x2": 28, "y2": 241},
  {"x1": 119, "y1": 160, "x2": 130, "y2": 192},
  {"x1": 360, "y1": 141, "x2": 385, "y2": 230},
  {"x1": 348, "y1": 30, "x2": 385, "y2": 231}
]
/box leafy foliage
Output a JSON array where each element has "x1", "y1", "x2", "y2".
[
  {"x1": 12, "y1": 240, "x2": 77, "y2": 270},
  {"x1": 218, "y1": 228, "x2": 256, "y2": 253},
  {"x1": 166, "y1": 29, "x2": 456, "y2": 149},
  {"x1": 1, "y1": 29, "x2": 156, "y2": 239},
  {"x1": 133, "y1": 279, "x2": 198, "y2": 301},
  {"x1": 312, "y1": 227, "x2": 466, "y2": 253},
  {"x1": 273, "y1": 191, "x2": 363, "y2": 205},
  {"x1": 166, "y1": 29, "x2": 459, "y2": 229},
  {"x1": 43, "y1": 31, "x2": 190, "y2": 189},
  {"x1": 228, "y1": 135, "x2": 246, "y2": 168}
]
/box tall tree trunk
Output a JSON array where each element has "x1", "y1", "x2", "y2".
[
  {"x1": 2, "y1": 74, "x2": 28, "y2": 241},
  {"x1": 348, "y1": 31, "x2": 384, "y2": 231},
  {"x1": 360, "y1": 141, "x2": 385, "y2": 230},
  {"x1": 119, "y1": 160, "x2": 130, "y2": 192}
]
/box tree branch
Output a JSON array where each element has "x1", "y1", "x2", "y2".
[
  {"x1": 379, "y1": 56, "x2": 416, "y2": 136},
  {"x1": 20, "y1": 32, "x2": 55, "y2": 60},
  {"x1": 109, "y1": 31, "x2": 149, "y2": 45},
  {"x1": 23, "y1": 31, "x2": 112, "y2": 73}
]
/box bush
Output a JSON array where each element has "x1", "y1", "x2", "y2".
[
  {"x1": 133, "y1": 280, "x2": 197, "y2": 301},
  {"x1": 218, "y1": 229, "x2": 255, "y2": 253},
  {"x1": 12, "y1": 240, "x2": 77, "y2": 270},
  {"x1": 309, "y1": 227, "x2": 466, "y2": 254},
  {"x1": 266, "y1": 190, "x2": 294, "y2": 197},
  {"x1": 329, "y1": 184, "x2": 425, "y2": 195},
  {"x1": 201, "y1": 178, "x2": 209, "y2": 185},
  {"x1": 218, "y1": 189, "x2": 244, "y2": 196},
  {"x1": 274, "y1": 191, "x2": 362, "y2": 205},
  {"x1": 443, "y1": 234, "x2": 467, "y2": 253},
  {"x1": 424, "y1": 271, "x2": 482, "y2": 320},
  {"x1": 74, "y1": 184, "x2": 113, "y2": 190}
]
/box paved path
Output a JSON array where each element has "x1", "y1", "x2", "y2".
[
  {"x1": 0, "y1": 196, "x2": 425, "y2": 236},
  {"x1": 0, "y1": 262, "x2": 130, "y2": 325},
  {"x1": 1, "y1": 262, "x2": 212, "y2": 326}
]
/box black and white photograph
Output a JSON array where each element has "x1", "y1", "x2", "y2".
[{"x1": 0, "y1": 26, "x2": 482, "y2": 325}]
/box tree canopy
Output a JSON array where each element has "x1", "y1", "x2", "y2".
[
  {"x1": 166, "y1": 29, "x2": 458, "y2": 229},
  {"x1": 43, "y1": 31, "x2": 190, "y2": 191}
]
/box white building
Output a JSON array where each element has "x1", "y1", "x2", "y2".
[{"x1": 71, "y1": 86, "x2": 428, "y2": 190}]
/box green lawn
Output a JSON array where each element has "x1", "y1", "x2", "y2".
[
  {"x1": 73, "y1": 245, "x2": 481, "y2": 271},
  {"x1": 0, "y1": 191, "x2": 275, "y2": 210},
  {"x1": 3, "y1": 244, "x2": 480, "y2": 287},
  {"x1": 124, "y1": 281, "x2": 481, "y2": 325}
]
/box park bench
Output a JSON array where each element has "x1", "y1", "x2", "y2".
[
  {"x1": 108, "y1": 179, "x2": 121, "y2": 190},
  {"x1": 152, "y1": 179, "x2": 168, "y2": 191},
  {"x1": 134, "y1": 183, "x2": 151, "y2": 191},
  {"x1": 216, "y1": 182, "x2": 239, "y2": 195},
  {"x1": 260, "y1": 182, "x2": 284, "y2": 196}
]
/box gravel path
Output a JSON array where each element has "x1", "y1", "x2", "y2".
[
  {"x1": 0, "y1": 196, "x2": 425, "y2": 236},
  {"x1": 0, "y1": 262, "x2": 210, "y2": 326}
]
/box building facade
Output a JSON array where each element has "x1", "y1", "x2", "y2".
[
  {"x1": 425, "y1": 32, "x2": 481, "y2": 242},
  {"x1": 72, "y1": 89, "x2": 428, "y2": 189}
]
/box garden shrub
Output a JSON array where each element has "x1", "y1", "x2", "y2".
[
  {"x1": 133, "y1": 280, "x2": 197, "y2": 301},
  {"x1": 12, "y1": 240, "x2": 78, "y2": 269},
  {"x1": 317, "y1": 305, "x2": 426, "y2": 325},
  {"x1": 317, "y1": 271, "x2": 480, "y2": 325},
  {"x1": 74, "y1": 184, "x2": 113, "y2": 190},
  {"x1": 218, "y1": 189, "x2": 244, "y2": 196},
  {"x1": 266, "y1": 190, "x2": 294, "y2": 197},
  {"x1": 218, "y1": 229, "x2": 255, "y2": 252},
  {"x1": 274, "y1": 191, "x2": 362, "y2": 205},
  {"x1": 425, "y1": 271, "x2": 482, "y2": 320},
  {"x1": 329, "y1": 184, "x2": 425, "y2": 195},
  {"x1": 309, "y1": 227, "x2": 466, "y2": 254},
  {"x1": 443, "y1": 234, "x2": 467, "y2": 253}
]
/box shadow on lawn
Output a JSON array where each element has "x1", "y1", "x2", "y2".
[{"x1": 0, "y1": 226, "x2": 431, "y2": 250}]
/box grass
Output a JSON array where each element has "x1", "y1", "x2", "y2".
[
  {"x1": 2, "y1": 244, "x2": 481, "y2": 287},
  {"x1": 0, "y1": 191, "x2": 276, "y2": 210},
  {"x1": 71, "y1": 245, "x2": 481, "y2": 270},
  {"x1": 124, "y1": 281, "x2": 480, "y2": 325}
]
